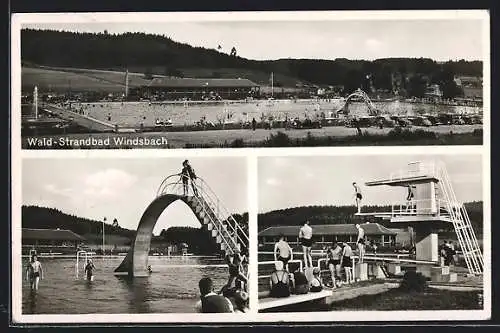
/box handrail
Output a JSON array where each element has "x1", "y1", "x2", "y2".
[
  {"x1": 156, "y1": 173, "x2": 248, "y2": 254},
  {"x1": 195, "y1": 177, "x2": 249, "y2": 244},
  {"x1": 156, "y1": 175, "x2": 238, "y2": 253}
]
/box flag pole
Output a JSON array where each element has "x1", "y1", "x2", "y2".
[{"x1": 272, "y1": 72, "x2": 274, "y2": 98}]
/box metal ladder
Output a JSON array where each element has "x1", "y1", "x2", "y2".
[
  {"x1": 435, "y1": 162, "x2": 483, "y2": 274},
  {"x1": 157, "y1": 174, "x2": 248, "y2": 256}
]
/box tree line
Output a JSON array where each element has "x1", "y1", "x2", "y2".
[
  {"x1": 22, "y1": 205, "x2": 249, "y2": 255},
  {"x1": 22, "y1": 29, "x2": 481, "y2": 97}
]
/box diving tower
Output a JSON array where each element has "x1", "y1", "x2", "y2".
[
  {"x1": 356, "y1": 161, "x2": 483, "y2": 275},
  {"x1": 114, "y1": 174, "x2": 249, "y2": 277}
]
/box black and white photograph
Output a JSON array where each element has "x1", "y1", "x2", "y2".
[
  {"x1": 14, "y1": 156, "x2": 250, "y2": 320},
  {"x1": 257, "y1": 154, "x2": 487, "y2": 317},
  {"x1": 9, "y1": 9, "x2": 492, "y2": 326},
  {"x1": 14, "y1": 11, "x2": 487, "y2": 149}
]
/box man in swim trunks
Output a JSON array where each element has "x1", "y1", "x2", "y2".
[
  {"x1": 326, "y1": 242, "x2": 342, "y2": 288},
  {"x1": 406, "y1": 184, "x2": 415, "y2": 212},
  {"x1": 298, "y1": 221, "x2": 313, "y2": 269},
  {"x1": 356, "y1": 224, "x2": 366, "y2": 263},
  {"x1": 353, "y1": 182, "x2": 362, "y2": 213},
  {"x1": 340, "y1": 242, "x2": 353, "y2": 284},
  {"x1": 26, "y1": 255, "x2": 43, "y2": 291},
  {"x1": 274, "y1": 234, "x2": 293, "y2": 270}
]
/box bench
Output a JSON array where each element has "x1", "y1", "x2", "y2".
[{"x1": 258, "y1": 289, "x2": 333, "y2": 311}]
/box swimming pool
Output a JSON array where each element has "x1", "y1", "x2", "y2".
[{"x1": 21, "y1": 256, "x2": 228, "y2": 314}]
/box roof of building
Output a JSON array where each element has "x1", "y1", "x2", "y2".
[
  {"x1": 147, "y1": 77, "x2": 259, "y2": 88},
  {"x1": 258, "y1": 223, "x2": 397, "y2": 237},
  {"x1": 22, "y1": 228, "x2": 86, "y2": 241}
]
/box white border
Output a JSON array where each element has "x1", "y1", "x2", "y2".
[{"x1": 11, "y1": 9, "x2": 491, "y2": 324}]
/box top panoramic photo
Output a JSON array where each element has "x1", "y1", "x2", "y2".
[{"x1": 14, "y1": 11, "x2": 488, "y2": 149}]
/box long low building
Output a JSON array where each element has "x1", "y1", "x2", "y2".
[
  {"x1": 133, "y1": 77, "x2": 260, "y2": 100},
  {"x1": 22, "y1": 228, "x2": 86, "y2": 254},
  {"x1": 258, "y1": 223, "x2": 397, "y2": 248}
]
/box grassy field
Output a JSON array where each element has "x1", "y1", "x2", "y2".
[
  {"x1": 21, "y1": 126, "x2": 483, "y2": 149},
  {"x1": 22, "y1": 66, "x2": 151, "y2": 93},
  {"x1": 21, "y1": 65, "x2": 304, "y2": 93}
]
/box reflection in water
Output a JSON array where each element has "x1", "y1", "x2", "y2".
[
  {"x1": 21, "y1": 256, "x2": 227, "y2": 314},
  {"x1": 116, "y1": 276, "x2": 151, "y2": 313}
]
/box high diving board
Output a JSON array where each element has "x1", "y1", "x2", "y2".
[
  {"x1": 365, "y1": 175, "x2": 439, "y2": 187},
  {"x1": 258, "y1": 289, "x2": 333, "y2": 311}
]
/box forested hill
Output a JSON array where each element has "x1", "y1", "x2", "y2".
[
  {"x1": 22, "y1": 29, "x2": 482, "y2": 89},
  {"x1": 22, "y1": 205, "x2": 136, "y2": 238},
  {"x1": 258, "y1": 202, "x2": 483, "y2": 232}
]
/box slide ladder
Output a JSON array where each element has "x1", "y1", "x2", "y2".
[
  {"x1": 436, "y1": 162, "x2": 483, "y2": 274},
  {"x1": 157, "y1": 175, "x2": 248, "y2": 256}
]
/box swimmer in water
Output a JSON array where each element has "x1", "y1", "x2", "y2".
[
  {"x1": 84, "y1": 259, "x2": 96, "y2": 282},
  {"x1": 26, "y1": 255, "x2": 43, "y2": 291}
]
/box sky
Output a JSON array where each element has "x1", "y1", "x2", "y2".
[
  {"x1": 258, "y1": 154, "x2": 483, "y2": 213},
  {"x1": 23, "y1": 18, "x2": 484, "y2": 61},
  {"x1": 22, "y1": 157, "x2": 247, "y2": 235}
]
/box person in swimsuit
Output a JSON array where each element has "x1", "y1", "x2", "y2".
[
  {"x1": 26, "y1": 255, "x2": 43, "y2": 291},
  {"x1": 353, "y1": 182, "x2": 362, "y2": 213},
  {"x1": 298, "y1": 221, "x2": 313, "y2": 269},
  {"x1": 269, "y1": 261, "x2": 290, "y2": 298},
  {"x1": 327, "y1": 242, "x2": 342, "y2": 288},
  {"x1": 274, "y1": 234, "x2": 293, "y2": 270},
  {"x1": 406, "y1": 184, "x2": 415, "y2": 212},
  {"x1": 290, "y1": 267, "x2": 309, "y2": 295},
  {"x1": 181, "y1": 160, "x2": 198, "y2": 196},
  {"x1": 84, "y1": 259, "x2": 96, "y2": 282},
  {"x1": 356, "y1": 224, "x2": 366, "y2": 264},
  {"x1": 340, "y1": 242, "x2": 353, "y2": 284},
  {"x1": 221, "y1": 251, "x2": 248, "y2": 296},
  {"x1": 310, "y1": 267, "x2": 323, "y2": 292}
]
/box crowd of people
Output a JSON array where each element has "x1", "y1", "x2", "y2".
[{"x1": 267, "y1": 220, "x2": 369, "y2": 298}]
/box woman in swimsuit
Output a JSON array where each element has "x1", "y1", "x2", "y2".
[{"x1": 269, "y1": 261, "x2": 290, "y2": 298}]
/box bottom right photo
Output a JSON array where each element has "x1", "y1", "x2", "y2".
[{"x1": 257, "y1": 154, "x2": 485, "y2": 314}]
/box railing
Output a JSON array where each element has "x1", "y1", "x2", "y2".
[
  {"x1": 257, "y1": 260, "x2": 304, "y2": 279},
  {"x1": 389, "y1": 161, "x2": 438, "y2": 182},
  {"x1": 390, "y1": 198, "x2": 452, "y2": 218},
  {"x1": 156, "y1": 174, "x2": 248, "y2": 254},
  {"x1": 436, "y1": 164, "x2": 483, "y2": 274}
]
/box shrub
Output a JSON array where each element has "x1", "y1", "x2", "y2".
[
  {"x1": 399, "y1": 271, "x2": 428, "y2": 292},
  {"x1": 265, "y1": 131, "x2": 292, "y2": 147},
  {"x1": 230, "y1": 138, "x2": 245, "y2": 148},
  {"x1": 473, "y1": 128, "x2": 483, "y2": 137}
]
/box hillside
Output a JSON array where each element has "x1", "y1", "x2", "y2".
[
  {"x1": 21, "y1": 205, "x2": 248, "y2": 254},
  {"x1": 258, "y1": 202, "x2": 484, "y2": 233},
  {"x1": 22, "y1": 29, "x2": 482, "y2": 93}
]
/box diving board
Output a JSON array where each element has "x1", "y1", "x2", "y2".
[
  {"x1": 258, "y1": 289, "x2": 333, "y2": 311},
  {"x1": 365, "y1": 175, "x2": 439, "y2": 187}
]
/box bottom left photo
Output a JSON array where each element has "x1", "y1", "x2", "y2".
[{"x1": 16, "y1": 156, "x2": 249, "y2": 316}]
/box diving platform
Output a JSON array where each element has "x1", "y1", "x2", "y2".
[
  {"x1": 365, "y1": 175, "x2": 439, "y2": 187},
  {"x1": 258, "y1": 289, "x2": 333, "y2": 311},
  {"x1": 356, "y1": 160, "x2": 484, "y2": 275}
]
